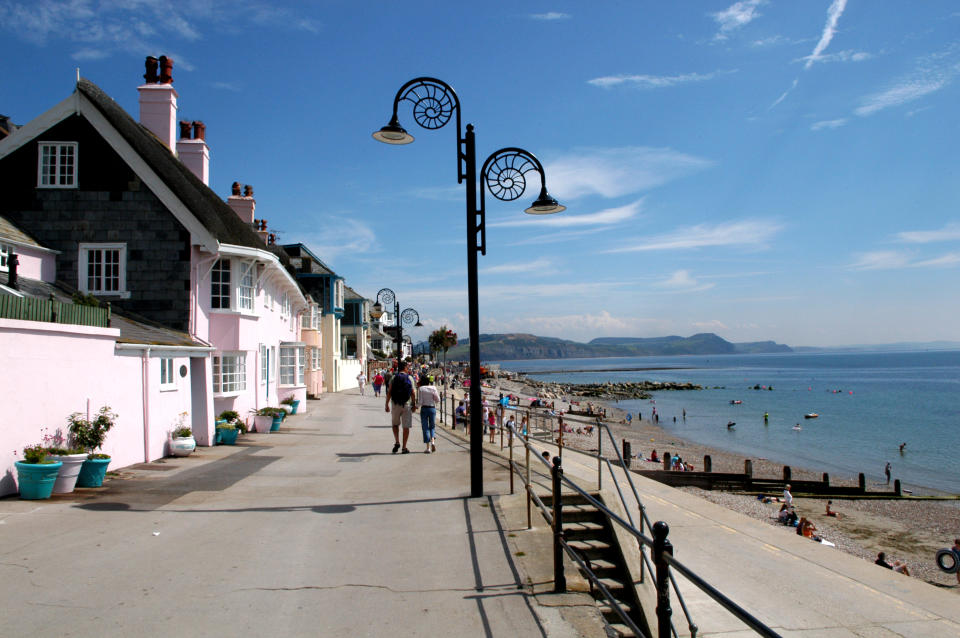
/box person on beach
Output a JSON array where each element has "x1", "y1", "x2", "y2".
[
  {"x1": 541, "y1": 450, "x2": 551, "y2": 464},
  {"x1": 357, "y1": 371, "x2": 367, "y2": 396},
  {"x1": 796, "y1": 517, "x2": 807, "y2": 536},
  {"x1": 417, "y1": 375, "x2": 440, "y2": 453},
  {"x1": 385, "y1": 361, "x2": 416, "y2": 454},
  {"x1": 825, "y1": 500, "x2": 841, "y2": 518},
  {"x1": 783, "y1": 484, "x2": 793, "y2": 508},
  {"x1": 884, "y1": 462, "x2": 891, "y2": 484},
  {"x1": 372, "y1": 371, "x2": 384, "y2": 397},
  {"x1": 875, "y1": 552, "x2": 893, "y2": 569},
  {"x1": 893, "y1": 560, "x2": 911, "y2": 576},
  {"x1": 899, "y1": 442, "x2": 907, "y2": 454},
  {"x1": 649, "y1": 449, "x2": 658, "y2": 463}
]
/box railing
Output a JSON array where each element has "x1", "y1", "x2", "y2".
[
  {"x1": 505, "y1": 420, "x2": 782, "y2": 638},
  {"x1": 0, "y1": 295, "x2": 110, "y2": 328}
]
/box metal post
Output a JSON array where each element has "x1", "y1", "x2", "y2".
[
  {"x1": 653, "y1": 521, "x2": 673, "y2": 638},
  {"x1": 509, "y1": 425, "x2": 514, "y2": 495},
  {"x1": 597, "y1": 419, "x2": 602, "y2": 491},
  {"x1": 551, "y1": 456, "x2": 566, "y2": 593},
  {"x1": 465, "y1": 124, "x2": 483, "y2": 498},
  {"x1": 525, "y1": 427, "x2": 531, "y2": 530}
]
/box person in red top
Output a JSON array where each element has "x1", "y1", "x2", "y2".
[{"x1": 372, "y1": 371, "x2": 385, "y2": 397}]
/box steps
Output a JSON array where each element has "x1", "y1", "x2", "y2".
[{"x1": 558, "y1": 492, "x2": 648, "y2": 637}]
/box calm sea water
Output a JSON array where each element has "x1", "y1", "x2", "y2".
[{"x1": 494, "y1": 351, "x2": 960, "y2": 493}]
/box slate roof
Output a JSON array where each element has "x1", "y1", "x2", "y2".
[
  {"x1": 344, "y1": 285, "x2": 366, "y2": 301},
  {"x1": 281, "y1": 243, "x2": 337, "y2": 276},
  {"x1": 76, "y1": 79, "x2": 268, "y2": 252},
  {"x1": 0, "y1": 215, "x2": 43, "y2": 247}
]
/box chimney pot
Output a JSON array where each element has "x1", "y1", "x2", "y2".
[
  {"x1": 158, "y1": 55, "x2": 174, "y2": 84},
  {"x1": 144, "y1": 56, "x2": 159, "y2": 83},
  {"x1": 244, "y1": 184, "x2": 254, "y2": 198},
  {"x1": 179, "y1": 120, "x2": 192, "y2": 139},
  {"x1": 232, "y1": 182, "x2": 242, "y2": 196},
  {"x1": 193, "y1": 121, "x2": 205, "y2": 140}
]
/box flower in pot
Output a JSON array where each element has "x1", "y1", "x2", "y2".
[
  {"x1": 250, "y1": 407, "x2": 276, "y2": 433},
  {"x1": 169, "y1": 412, "x2": 196, "y2": 457},
  {"x1": 215, "y1": 412, "x2": 240, "y2": 446},
  {"x1": 68, "y1": 406, "x2": 116, "y2": 488},
  {"x1": 281, "y1": 396, "x2": 301, "y2": 414},
  {"x1": 42, "y1": 426, "x2": 89, "y2": 494},
  {"x1": 15, "y1": 443, "x2": 64, "y2": 500}
]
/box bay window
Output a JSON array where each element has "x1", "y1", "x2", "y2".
[
  {"x1": 213, "y1": 352, "x2": 247, "y2": 394},
  {"x1": 279, "y1": 343, "x2": 305, "y2": 386}
]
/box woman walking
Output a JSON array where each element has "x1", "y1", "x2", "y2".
[
  {"x1": 372, "y1": 371, "x2": 384, "y2": 397},
  {"x1": 417, "y1": 376, "x2": 441, "y2": 453}
]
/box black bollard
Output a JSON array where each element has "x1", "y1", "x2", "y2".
[
  {"x1": 623, "y1": 439, "x2": 632, "y2": 469},
  {"x1": 551, "y1": 456, "x2": 566, "y2": 593},
  {"x1": 652, "y1": 521, "x2": 673, "y2": 638},
  {"x1": 703, "y1": 454, "x2": 712, "y2": 473}
]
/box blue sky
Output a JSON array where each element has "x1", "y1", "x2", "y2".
[{"x1": 2, "y1": 1, "x2": 958, "y2": 348}]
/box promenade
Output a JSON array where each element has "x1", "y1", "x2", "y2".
[{"x1": 0, "y1": 391, "x2": 598, "y2": 637}]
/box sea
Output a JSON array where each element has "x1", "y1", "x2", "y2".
[{"x1": 494, "y1": 350, "x2": 960, "y2": 494}]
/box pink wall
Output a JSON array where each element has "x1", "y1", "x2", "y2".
[{"x1": 7, "y1": 244, "x2": 56, "y2": 282}]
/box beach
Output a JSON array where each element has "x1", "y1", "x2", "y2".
[{"x1": 484, "y1": 376, "x2": 960, "y2": 591}]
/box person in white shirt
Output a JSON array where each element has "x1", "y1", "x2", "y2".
[
  {"x1": 357, "y1": 372, "x2": 367, "y2": 396},
  {"x1": 417, "y1": 376, "x2": 441, "y2": 453},
  {"x1": 783, "y1": 484, "x2": 793, "y2": 508}
]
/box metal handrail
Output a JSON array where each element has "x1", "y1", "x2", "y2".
[{"x1": 505, "y1": 422, "x2": 781, "y2": 638}]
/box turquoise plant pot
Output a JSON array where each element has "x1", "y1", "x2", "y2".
[
  {"x1": 291, "y1": 400, "x2": 300, "y2": 414},
  {"x1": 76, "y1": 457, "x2": 111, "y2": 488},
  {"x1": 218, "y1": 428, "x2": 239, "y2": 445},
  {"x1": 15, "y1": 461, "x2": 63, "y2": 500},
  {"x1": 270, "y1": 415, "x2": 282, "y2": 431}
]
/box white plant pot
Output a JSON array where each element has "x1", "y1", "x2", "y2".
[
  {"x1": 170, "y1": 436, "x2": 196, "y2": 457},
  {"x1": 51, "y1": 453, "x2": 89, "y2": 493},
  {"x1": 253, "y1": 415, "x2": 273, "y2": 433},
  {"x1": 280, "y1": 404, "x2": 294, "y2": 414}
]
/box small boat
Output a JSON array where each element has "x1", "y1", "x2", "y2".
[
  {"x1": 804, "y1": 413, "x2": 819, "y2": 419},
  {"x1": 726, "y1": 421, "x2": 736, "y2": 428},
  {"x1": 792, "y1": 424, "x2": 802, "y2": 431},
  {"x1": 730, "y1": 400, "x2": 742, "y2": 405}
]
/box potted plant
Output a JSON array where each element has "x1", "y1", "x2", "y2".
[
  {"x1": 217, "y1": 410, "x2": 241, "y2": 445},
  {"x1": 15, "y1": 444, "x2": 64, "y2": 500},
  {"x1": 280, "y1": 396, "x2": 301, "y2": 414},
  {"x1": 250, "y1": 407, "x2": 276, "y2": 433},
  {"x1": 169, "y1": 411, "x2": 196, "y2": 456},
  {"x1": 42, "y1": 427, "x2": 88, "y2": 494},
  {"x1": 68, "y1": 406, "x2": 116, "y2": 488}
]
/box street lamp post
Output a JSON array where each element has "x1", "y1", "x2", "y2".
[
  {"x1": 373, "y1": 78, "x2": 564, "y2": 497},
  {"x1": 370, "y1": 287, "x2": 422, "y2": 365}
]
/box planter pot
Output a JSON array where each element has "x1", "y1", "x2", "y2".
[
  {"x1": 270, "y1": 415, "x2": 283, "y2": 431},
  {"x1": 170, "y1": 435, "x2": 196, "y2": 457},
  {"x1": 291, "y1": 400, "x2": 301, "y2": 414},
  {"x1": 15, "y1": 461, "x2": 63, "y2": 500},
  {"x1": 217, "y1": 428, "x2": 239, "y2": 445},
  {"x1": 253, "y1": 415, "x2": 273, "y2": 433},
  {"x1": 51, "y1": 453, "x2": 89, "y2": 494},
  {"x1": 76, "y1": 457, "x2": 111, "y2": 487},
  {"x1": 280, "y1": 404, "x2": 294, "y2": 414}
]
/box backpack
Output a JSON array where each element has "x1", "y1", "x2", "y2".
[{"x1": 391, "y1": 373, "x2": 413, "y2": 405}]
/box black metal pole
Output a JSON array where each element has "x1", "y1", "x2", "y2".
[
  {"x1": 653, "y1": 521, "x2": 673, "y2": 638},
  {"x1": 466, "y1": 124, "x2": 483, "y2": 498},
  {"x1": 394, "y1": 300, "x2": 401, "y2": 362},
  {"x1": 551, "y1": 456, "x2": 566, "y2": 593}
]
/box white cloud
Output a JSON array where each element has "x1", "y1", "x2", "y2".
[
  {"x1": 290, "y1": 216, "x2": 377, "y2": 264},
  {"x1": 503, "y1": 226, "x2": 612, "y2": 247},
  {"x1": 410, "y1": 184, "x2": 463, "y2": 202},
  {"x1": 530, "y1": 12, "x2": 570, "y2": 21},
  {"x1": 588, "y1": 71, "x2": 722, "y2": 89},
  {"x1": 810, "y1": 118, "x2": 848, "y2": 131},
  {"x1": 489, "y1": 200, "x2": 642, "y2": 229},
  {"x1": 848, "y1": 251, "x2": 910, "y2": 270},
  {"x1": 543, "y1": 147, "x2": 713, "y2": 200},
  {"x1": 711, "y1": 0, "x2": 766, "y2": 40},
  {"x1": 483, "y1": 311, "x2": 673, "y2": 341},
  {"x1": 895, "y1": 222, "x2": 960, "y2": 243},
  {"x1": 605, "y1": 219, "x2": 783, "y2": 253},
  {"x1": 770, "y1": 77, "x2": 798, "y2": 109},
  {"x1": 804, "y1": 0, "x2": 848, "y2": 70},
  {"x1": 799, "y1": 49, "x2": 872, "y2": 66},
  {"x1": 912, "y1": 253, "x2": 960, "y2": 267},
  {"x1": 656, "y1": 270, "x2": 716, "y2": 292},
  {"x1": 855, "y1": 70, "x2": 954, "y2": 116},
  {"x1": 692, "y1": 319, "x2": 729, "y2": 332},
  {"x1": 481, "y1": 258, "x2": 553, "y2": 275}
]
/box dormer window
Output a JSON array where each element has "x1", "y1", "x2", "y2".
[
  {"x1": 211, "y1": 258, "x2": 256, "y2": 313},
  {"x1": 38, "y1": 142, "x2": 77, "y2": 188}
]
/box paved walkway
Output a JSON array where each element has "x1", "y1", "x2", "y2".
[{"x1": 0, "y1": 391, "x2": 597, "y2": 637}]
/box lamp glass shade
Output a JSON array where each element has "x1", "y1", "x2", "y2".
[
  {"x1": 369, "y1": 302, "x2": 384, "y2": 319},
  {"x1": 372, "y1": 124, "x2": 414, "y2": 145},
  {"x1": 414, "y1": 320, "x2": 423, "y2": 327},
  {"x1": 525, "y1": 192, "x2": 565, "y2": 215}
]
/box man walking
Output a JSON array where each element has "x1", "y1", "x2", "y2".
[
  {"x1": 386, "y1": 361, "x2": 417, "y2": 454},
  {"x1": 357, "y1": 371, "x2": 367, "y2": 396}
]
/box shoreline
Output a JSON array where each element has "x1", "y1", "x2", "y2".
[{"x1": 483, "y1": 376, "x2": 960, "y2": 590}]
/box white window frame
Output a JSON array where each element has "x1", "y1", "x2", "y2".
[
  {"x1": 211, "y1": 259, "x2": 231, "y2": 309},
  {"x1": 309, "y1": 304, "x2": 319, "y2": 330},
  {"x1": 279, "y1": 344, "x2": 305, "y2": 386},
  {"x1": 310, "y1": 346, "x2": 321, "y2": 370},
  {"x1": 213, "y1": 352, "x2": 247, "y2": 395},
  {"x1": 238, "y1": 261, "x2": 255, "y2": 311},
  {"x1": 160, "y1": 358, "x2": 176, "y2": 391},
  {"x1": 37, "y1": 142, "x2": 77, "y2": 188},
  {"x1": 335, "y1": 280, "x2": 344, "y2": 308},
  {"x1": 0, "y1": 243, "x2": 11, "y2": 273},
  {"x1": 78, "y1": 243, "x2": 128, "y2": 298},
  {"x1": 280, "y1": 291, "x2": 291, "y2": 319},
  {"x1": 260, "y1": 344, "x2": 269, "y2": 386}
]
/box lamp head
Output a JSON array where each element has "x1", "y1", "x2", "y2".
[
  {"x1": 370, "y1": 302, "x2": 384, "y2": 319},
  {"x1": 372, "y1": 115, "x2": 414, "y2": 145},
  {"x1": 414, "y1": 320, "x2": 423, "y2": 327},
  {"x1": 525, "y1": 187, "x2": 565, "y2": 215}
]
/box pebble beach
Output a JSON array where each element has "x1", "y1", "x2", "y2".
[{"x1": 486, "y1": 375, "x2": 960, "y2": 591}]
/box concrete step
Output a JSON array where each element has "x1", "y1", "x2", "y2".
[
  {"x1": 606, "y1": 622, "x2": 638, "y2": 637},
  {"x1": 562, "y1": 520, "x2": 608, "y2": 540},
  {"x1": 566, "y1": 538, "x2": 613, "y2": 559},
  {"x1": 561, "y1": 502, "x2": 603, "y2": 523}
]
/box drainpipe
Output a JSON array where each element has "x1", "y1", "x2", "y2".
[{"x1": 142, "y1": 347, "x2": 151, "y2": 461}]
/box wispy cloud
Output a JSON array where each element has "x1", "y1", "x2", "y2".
[
  {"x1": 588, "y1": 71, "x2": 726, "y2": 89},
  {"x1": 855, "y1": 48, "x2": 960, "y2": 116},
  {"x1": 770, "y1": 78, "x2": 798, "y2": 108},
  {"x1": 543, "y1": 147, "x2": 713, "y2": 200},
  {"x1": 912, "y1": 253, "x2": 960, "y2": 267},
  {"x1": 530, "y1": 12, "x2": 570, "y2": 21},
  {"x1": 489, "y1": 200, "x2": 643, "y2": 229},
  {"x1": 605, "y1": 219, "x2": 783, "y2": 253},
  {"x1": 799, "y1": 49, "x2": 872, "y2": 66},
  {"x1": 810, "y1": 118, "x2": 848, "y2": 131},
  {"x1": 848, "y1": 250, "x2": 960, "y2": 270},
  {"x1": 503, "y1": 226, "x2": 611, "y2": 247},
  {"x1": 481, "y1": 258, "x2": 554, "y2": 275},
  {"x1": 481, "y1": 311, "x2": 673, "y2": 342},
  {"x1": 211, "y1": 81, "x2": 240, "y2": 92},
  {"x1": 895, "y1": 222, "x2": 960, "y2": 243},
  {"x1": 804, "y1": 0, "x2": 848, "y2": 69},
  {"x1": 289, "y1": 216, "x2": 377, "y2": 264},
  {"x1": 409, "y1": 184, "x2": 463, "y2": 202},
  {"x1": 711, "y1": 0, "x2": 766, "y2": 41},
  {"x1": 656, "y1": 270, "x2": 716, "y2": 292}
]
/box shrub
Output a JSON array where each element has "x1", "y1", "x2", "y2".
[{"x1": 67, "y1": 406, "x2": 117, "y2": 453}]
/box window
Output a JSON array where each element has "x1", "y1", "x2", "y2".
[
  {"x1": 343, "y1": 302, "x2": 361, "y2": 326},
  {"x1": 238, "y1": 262, "x2": 255, "y2": 311},
  {"x1": 280, "y1": 291, "x2": 291, "y2": 319},
  {"x1": 213, "y1": 352, "x2": 247, "y2": 394},
  {"x1": 160, "y1": 358, "x2": 176, "y2": 390},
  {"x1": 344, "y1": 335, "x2": 357, "y2": 359},
  {"x1": 310, "y1": 346, "x2": 321, "y2": 370},
  {"x1": 211, "y1": 259, "x2": 231, "y2": 309},
  {"x1": 279, "y1": 344, "x2": 305, "y2": 386},
  {"x1": 335, "y1": 280, "x2": 344, "y2": 309},
  {"x1": 79, "y1": 243, "x2": 126, "y2": 296},
  {"x1": 308, "y1": 305, "x2": 319, "y2": 330},
  {"x1": 38, "y1": 142, "x2": 77, "y2": 187},
  {"x1": 0, "y1": 243, "x2": 11, "y2": 273},
  {"x1": 260, "y1": 344, "x2": 269, "y2": 385}
]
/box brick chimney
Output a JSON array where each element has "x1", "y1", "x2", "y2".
[
  {"x1": 228, "y1": 182, "x2": 255, "y2": 224},
  {"x1": 138, "y1": 55, "x2": 178, "y2": 152},
  {"x1": 177, "y1": 120, "x2": 210, "y2": 184}
]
